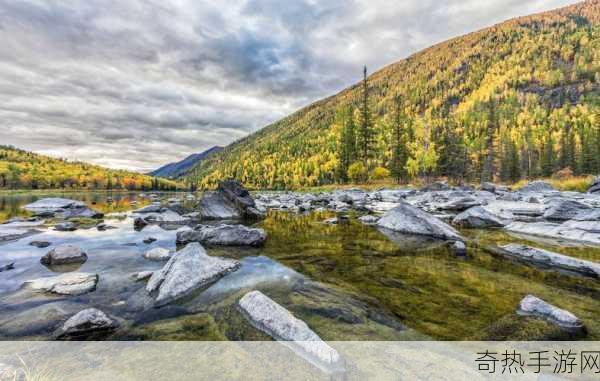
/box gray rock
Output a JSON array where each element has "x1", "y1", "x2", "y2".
[
  {"x1": 146, "y1": 243, "x2": 240, "y2": 306},
  {"x1": 134, "y1": 217, "x2": 148, "y2": 230},
  {"x1": 54, "y1": 222, "x2": 77, "y2": 231},
  {"x1": 505, "y1": 221, "x2": 600, "y2": 245},
  {"x1": 29, "y1": 240, "x2": 51, "y2": 248},
  {"x1": 196, "y1": 191, "x2": 242, "y2": 220},
  {"x1": 0, "y1": 227, "x2": 38, "y2": 243},
  {"x1": 143, "y1": 237, "x2": 157, "y2": 244},
  {"x1": 500, "y1": 243, "x2": 600, "y2": 278},
  {"x1": 519, "y1": 181, "x2": 556, "y2": 193},
  {"x1": 197, "y1": 181, "x2": 264, "y2": 220},
  {"x1": 238, "y1": 290, "x2": 343, "y2": 371},
  {"x1": 56, "y1": 308, "x2": 117, "y2": 339},
  {"x1": 218, "y1": 180, "x2": 264, "y2": 219},
  {"x1": 323, "y1": 217, "x2": 338, "y2": 225},
  {"x1": 543, "y1": 199, "x2": 590, "y2": 221},
  {"x1": 480, "y1": 182, "x2": 496, "y2": 193},
  {"x1": 451, "y1": 241, "x2": 467, "y2": 255},
  {"x1": 143, "y1": 247, "x2": 172, "y2": 261},
  {"x1": 22, "y1": 198, "x2": 102, "y2": 219},
  {"x1": 24, "y1": 272, "x2": 98, "y2": 295},
  {"x1": 452, "y1": 206, "x2": 507, "y2": 228},
  {"x1": 420, "y1": 181, "x2": 450, "y2": 192},
  {"x1": 131, "y1": 270, "x2": 154, "y2": 281},
  {"x1": 437, "y1": 196, "x2": 480, "y2": 211},
  {"x1": 41, "y1": 244, "x2": 87, "y2": 266},
  {"x1": 134, "y1": 203, "x2": 164, "y2": 213},
  {"x1": 0, "y1": 262, "x2": 15, "y2": 272},
  {"x1": 377, "y1": 202, "x2": 464, "y2": 241},
  {"x1": 176, "y1": 224, "x2": 267, "y2": 246},
  {"x1": 587, "y1": 176, "x2": 600, "y2": 194},
  {"x1": 358, "y1": 215, "x2": 380, "y2": 225},
  {"x1": 517, "y1": 295, "x2": 585, "y2": 333},
  {"x1": 573, "y1": 208, "x2": 600, "y2": 221}
]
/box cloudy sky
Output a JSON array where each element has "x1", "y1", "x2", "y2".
[{"x1": 0, "y1": 0, "x2": 579, "y2": 172}]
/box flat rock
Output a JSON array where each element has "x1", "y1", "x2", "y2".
[
  {"x1": 143, "y1": 247, "x2": 172, "y2": 261},
  {"x1": 24, "y1": 272, "x2": 98, "y2": 295},
  {"x1": 41, "y1": 244, "x2": 87, "y2": 266},
  {"x1": 519, "y1": 181, "x2": 556, "y2": 193},
  {"x1": 543, "y1": 199, "x2": 590, "y2": 221},
  {"x1": 517, "y1": 295, "x2": 585, "y2": 333},
  {"x1": 23, "y1": 197, "x2": 102, "y2": 219},
  {"x1": 505, "y1": 221, "x2": 600, "y2": 245},
  {"x1": 437, "y1": 196, "x2": 480, "y2": 211},
  {"x1": 146, "y1": 243, "x2": 240, "y2": 306},
  {"x1": 238, "y1": 290, "x2": 343, "y2": 371},
  {"x1": 29, "y1": 240, "x2": 51, "y2": 248},
  {"x1": 176, "y1": 224, "x2": 267, "y2": 246},
  {"x1": 377, "y1": 202, "x2": 463, "y2": 241},
  {"x1": 134, "y1": 204, "x2": 164, "y2": 213},
  {"x1": 56, "y1": 308, "x2": 117, "y2": 339},
  {"x1": 54, "y1": 222, "x2": 77, "y2": 231},
  {"x1": 500, "y1": 243, "x2": 600, "y2": 278},
  {"x1": 0, "y1": 227, "x2": 37, "y2": 242},
  {"x1": 452, "y1": 206, "x2": 507, "y2": 228}
]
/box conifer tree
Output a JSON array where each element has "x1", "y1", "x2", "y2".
[
  {"x1": 390, "y1": 94, "x2": 408, "y2": 183},
  {"x1": 481, "y1": 97, "x2": 498, "y2": 182},
  {"x1": 357, "y1": 66, "x2": 374, "y2": 170}
]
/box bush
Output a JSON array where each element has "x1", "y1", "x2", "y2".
[
  {"x1": 347, "y1": 162, "x2": 367, "y2": 183},
  {"x1": 371, "y1": 166, "x2": 390, "y2": 180},
  {"x1": 552, "y1": 167, "x2": 573, "y2": 179}
]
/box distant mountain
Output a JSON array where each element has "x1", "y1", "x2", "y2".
[
  {"x1": 187, "y1": 0, "x2": 600, "y2": 190},
  {"x1": 149, "y1": 146, "x2": 223, "y2": 178}
]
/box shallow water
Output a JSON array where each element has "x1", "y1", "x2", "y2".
[{"x1": 0, "y1": 192, "x2": 599, "y2": 341}]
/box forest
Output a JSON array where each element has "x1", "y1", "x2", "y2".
[
  {"x1": 188, "y1": 1, "x2": 599, "y2": 190},
  {"x1": 0, "y1": 146, "x2": 182, "y2": 191}
]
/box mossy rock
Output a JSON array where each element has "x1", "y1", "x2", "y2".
[
  {"x1": 68, "y1": 217, "x2": 103, "y2": 229},
  {"x1": 472, "y1": 314, "x2": 586, "y2": 341},
  {"x1": 128, "y1": 313, "x2": 227, "y2": 340}
]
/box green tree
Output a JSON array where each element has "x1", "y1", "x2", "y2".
[
  {"x1": 390, "y1": 95, "x2": 409, "y2": 183},
  {"x1": 357, "y1": 66, "x2": 374, "y2": 169}
]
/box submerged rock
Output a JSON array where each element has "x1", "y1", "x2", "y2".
[
  {"x1": 517, "y1": 295, "x2": 585, "y2": 334},
  {"x1": 176, "y1": 224, "x2": 267, "y2": 246},
  {"x1": 29, "y1": 240, "x2": 51, "y2": 248},
  {"x1": 143, "y1": 247, "x2": 172, "y2": 261},
  {"x1": 143, "y1": 237, "x2": 157, "y2": 244},
  {"x1": 132, "y1": 270, "x2": 154, "y2": 281},
  {"x1": 146, "y1": 243, "x2": 240, "y2": 306},
  {"x1": 0, "y1": 262, "x2": 15, "y2": 272},
  {"x1": 377, "y1": 202, "x2": 463, "y2": 241},
  {"x1": 24, "y1": 272, "x2": 98, "y2": 295},
  {"x1": 238, "y1": 290, "x2": 343, "y2": 372},
  {"x1": 54, "y1": 222, "x2": 77, "y2": 231},
  {"x1": 0, "y1": 227, "x2": 38, "y2": 243},
  {"x1": 500, "y1": 243, "x2": 600, "y2": 278},
  {"x1": 55, "y1": 308, "x2": 118, "y2": 340},
  {"x1": 452, "y1": 206, "x2": 507, "y2": 228},
  {"x1": 40, "y1": 244, "x2": 87, "y2": 266}
]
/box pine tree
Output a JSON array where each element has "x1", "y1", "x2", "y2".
[
  {"x1": 337, "y1": 106, "x2": 356, "y2": 182},
  {"x1": 357, "y1": 66, "x2": 374, "y2": 169},
  {"x1": 481, "y1": 97, "x2": 498, "y2": 182},
  {"x1": 390, "y1": 94, "x2": 408, "y2": 183},
  {"x1": 541, "y1": 134, "x2": 555, "y2": 177}
]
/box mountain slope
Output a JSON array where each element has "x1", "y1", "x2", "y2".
[
  {"x1": 188, "y1": 0, "x2": 599, "y2": 190},
  {"x1": 0, "y1": 145, "x2": 181, "y2": 190},
  {"x1": 149, "y1": 146, "x2": 223, "y2": 178}
]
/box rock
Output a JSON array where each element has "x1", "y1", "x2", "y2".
[
  {"x1": 573, "y1": 208, "x2": 600, "y2": 221},
  {"x1": 543, "y1": 199, "x2": 590, "y2": 221},
  {"x1": 55, "y1": 308, "x2": 117, "y2": 339},
  {"x1": 0, "y1": 262, "x2": 15, "y2": 272},
  {"x1": 134, "y1": 217, "x2": 148, "y2": 230},
  {"x1": 176, "y1": 224, "x2": 267, "y2": 247},
  {"x1": 519, "y1": 181, "x2": 556, "y2": 193},
  {"x1": 196, "y1": 180, "x2": 263, "y2": 220},
  {"x1": 452, "y1": 206, "x2": 507, "y2": 228},
  {"x1": 40, "y1": 244, "x2": 87, "y2": 266},
  {"x1": 134, "y1": 204, "x2": 164, "y2": 213},
  {"x1": 482, "y1": 200, "x2": 544, "y2": 220},
  {"x1": 96, "y1": 223, "x2": 116, "y2": 231},
  {"x1": 132, "y1": 270, "x2": 154, "y2": 281},
  {"x1": 499, "y1": 243, "x2": 600, "y2": 278},
  {"x1": 146, "y1": 243, "x2": 240, "y2": 306},
  {"x1": 0, "y1": 227, "x2": 38, "y2": 243},
  {"x1": 377, "y1": 202, "x2": 464, "y2": 241},
  {"x1": 437, "y1": 196, "x2": 480, "y2": 211},
  {"x1": 451, "y1": 241, "x2": 467, "y2": 255},
  {"x1": 22, "y1": 198, "x2": 102, "y2": 219},
  {"x1": 143, "y1": 237, "x2": 157, "y2": 244},
  {"x1": 323, "y1": 217, "x2": 338, "y2": 224},
  {"x1": 420, "y1": 181, "x2": 450, "y2": 192},
  {"x1": 517, "y1": 295, "x2": 585, "y2": 333},
  {"x1": 358, "y1": 215, "x2": 379, "y2": 225},
  {"x1": 505, "y1": 221, "x2": 600, "y2": 245},
  {"x1": 54, "y1": 222, "x2": 77, "y2": 231},
  {"x1": 238, "y1": 290, "x2": 343, "y2": 372},
  {"x1": 29, "y1": 240, "x2": 51, "y2": 248},
  {"x1": 480, "y1": 182, "x2": 496, "y2": 193},
  {"x1": 587, "y1": 176, "x2": 600, "y2": 194},
  {"x1": 143, "y1": 247, "x2": 172, "y2": 261},
  {"x1": 24, "y1": 272, "x2": 98, "y2": 295}
]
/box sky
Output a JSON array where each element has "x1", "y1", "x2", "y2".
[{"x1": 0, "y1": 0, "x2": 580, "y2": 172}]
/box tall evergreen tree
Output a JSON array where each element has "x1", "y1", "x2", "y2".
[
  {"x1": 357, "y1": 66, "x2": 374, "y2": 169},
  {"x1": 541, "y1": 134, "x2": 555, "y2": 177},
  {"x1": 337, "y1": 106, "x2": 356, "y2": 182},
  {"x1": 390, "y1": 94, "x2": 408, "y2": 183},
  {"x1": 481, "y1": 97, "x2": 498, "y2": 182}
]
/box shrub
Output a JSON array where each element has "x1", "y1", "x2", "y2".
[
  {"x1": 371, "y1": 166, "x2": 390, "y2": 180},
  {"x1": 347, "y1": 162, "x2": 367, "y2": 183}
]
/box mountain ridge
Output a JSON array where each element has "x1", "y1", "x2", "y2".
[{"x1": 149, "y1": 146, "x2": 223, "y2": 178}]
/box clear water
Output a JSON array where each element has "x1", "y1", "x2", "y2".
[{"x1": 0, "y1": 192, "x2": 598, "y2": 341}]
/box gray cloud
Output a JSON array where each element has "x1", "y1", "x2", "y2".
[{"x1": 0, "y1": 0, "x2": 578, "y2": 171}]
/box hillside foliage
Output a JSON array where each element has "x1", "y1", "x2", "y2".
[
  {"x1": 0, "y1": 146, "x2": 181, "y2": 191},
  {"x1": 188, "y1": 1, "x2": 600, "y2": 190}
]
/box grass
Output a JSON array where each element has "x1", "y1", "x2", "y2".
[{"x1": 512, "y1": 175, "x2": 595, "y2": 193}]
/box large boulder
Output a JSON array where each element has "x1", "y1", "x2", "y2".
[
  {"x1": 176, "y1": 224, "x2": 267, "y2": 246},
  {"x1": 197, "y1": 180, "x2": 263, "y2": 220},
  {"x1": 146, "y1": 242, "x2": 240, "y2": 306},
  {"x1": 22, "y1": 198, "x2": 102, "y2": 219},
  {"x1": 500, "y1": 243, "x2": 600, "y2": 278},
  {"x1": 517, "y1": 295, "x2": 585, "y2": 334},
  {"x1": 238, "y1": 290, "x2": 344, "y2": 371},
  {"x1": 55, "y1": 308, "x2": 118, "y2": 340},
  {"x1": 24, "y1": 272, "x2": 98, "y2": 295},
  {"x1": 40, "y1": 244, "x2": 87, "y2": 266},
  {"x1": 452, "y1": 206, "x2": 507, "y2": 228},
  {"x1": 587, "y1": 176, "x2": 600, "y2": 194},
  {"x1": 518, "y1": 181, "x2": 556, "y2": 193},
  {"x1": 377, "y1": 202, "x2": 464, "y2": 241},
  {"x1": 543, "y1": 199, "x2": 590, "y2": 221}
]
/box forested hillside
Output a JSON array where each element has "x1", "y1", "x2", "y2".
[
  {"x1": 149, "y1": 146, "x2": 223, "y2": 179},
  {"x1": 0, "y1": 146, "x2": 181, "y2": 191},
  {"x1": 188, "y1": 0, "x2": 599, "y2": 190}
]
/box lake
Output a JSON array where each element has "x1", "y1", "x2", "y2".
[{"x1": 0, "y1": 191, "x2": 599, "y2": 341}]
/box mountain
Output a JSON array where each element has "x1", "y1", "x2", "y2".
[
  {"x1": 0, "y1": 145, "x2": 181, "y2": 190},
  {"x1": 149, "y1": 146, "x2": 223, "y2": 178},
  {"x1": 187, "y1": 0, "x2": 599, "y2": 190}
]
